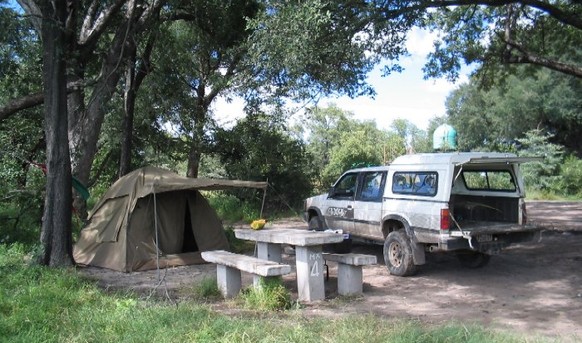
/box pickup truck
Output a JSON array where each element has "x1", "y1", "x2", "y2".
[{"x1": 303, "y1": 152, "x2": 542, "y2": 276}]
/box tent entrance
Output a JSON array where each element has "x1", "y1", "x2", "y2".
[{"x1": 182, "y1": 204, "x2": 199, "y2": 253}]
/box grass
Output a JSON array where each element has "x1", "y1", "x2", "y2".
[
  {"x1": 238, "y1": 277, "x2": 293, "y2": 311},
  {"x1": 0, "y1": 244, "x2": 562, "y2": 343},
  {"x1": 188, "y1": 277, "x2": 222, "y2": 301}
]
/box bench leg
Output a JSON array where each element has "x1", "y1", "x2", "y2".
[
  {"x1": 216, "y1": 265, "x2": 241, "y2": 298},
  {"x1": 337, "y1": 264, "x2": 363, "y2": 295},
  {"x1": 256, "y1": 242, "x2": 282, "y2": 263}
]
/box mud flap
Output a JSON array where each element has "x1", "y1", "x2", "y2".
[{"x1": 412, "y1": 242, "x2": 426, "y2": 265}]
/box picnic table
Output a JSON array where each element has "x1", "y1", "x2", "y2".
[{"x1": 234, "y1": 228, "x2": 344, "y2": 302}]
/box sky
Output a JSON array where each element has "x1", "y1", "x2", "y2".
[{"x1": 212, "y1": 28, "x2": 470, "y2": 131}]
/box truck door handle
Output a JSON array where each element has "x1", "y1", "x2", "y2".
[{"x1": 347, "y1": 205, "x2": 352, "y2": 209}]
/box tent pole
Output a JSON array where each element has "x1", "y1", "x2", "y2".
[
  {"x1": 153, "y1": 186, "x2": 160, "y2": 282},
  {"x1": 260, "y1": 179, "x2": 268, "y2": 219}
]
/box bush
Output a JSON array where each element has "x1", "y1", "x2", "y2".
[{"x1": 558, "y1": 155, "x2": 582, "y2": 197}]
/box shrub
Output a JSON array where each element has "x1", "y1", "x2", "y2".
[{"x1": 558, "y1": 155, "x2": 582, "y2": 197}]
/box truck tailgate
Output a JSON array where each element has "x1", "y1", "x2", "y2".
[{"x1": 449, "y1": 221, "x2": 542, "y2": 237}]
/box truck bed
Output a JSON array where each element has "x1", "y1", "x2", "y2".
[{"x1": 450, "y1": 194, "x2": 519, "y2": 223}]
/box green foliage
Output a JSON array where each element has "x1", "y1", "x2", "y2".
[
  {"x1": 391, "y1": 119, "x2": 432, "y2": 154},
  {"x1": 557, "y1": 155, "x2": 582, "y2": 197},
  {"x1": 238, "y1": 277, "x2": 292, "y2": 311},
  {"x1": 223, "y1": 226, "x2": 254, "y2": 254},
  {"x1": 518, "y1": 129, "x2": 564, "y2": 193},
  {"x1": 0, "y1": 152, "x2": 45, "y2": 246},
  {"x1": 321, "y1": 124, "x2": 405, "y2": 189},
  {"x1": 214, "y1": 112, "x2": 313, "y2": 212},
  {"x1": 423, "y1": 2, "x2": 582, "y2": 81},
  {"x1": 207, "y1": 193, "x2": 246, "y2": 222},
  {"x1": 246, "y1": 1, "x2": 377, "y2": 100},
  {"x1": 207, "y1": 192, "x2": 264, "y2": 223},
  {"x1": 447, "y1": 68, "x2": 582, "y2": 155},
  {"x1": 300, "y1": 105, "x2": 407, "y2": 192}
]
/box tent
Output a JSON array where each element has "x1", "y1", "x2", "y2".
[{"x1": 73, "y1": 166, "x2": 267, "y2": 272}]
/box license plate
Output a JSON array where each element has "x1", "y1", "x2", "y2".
[{"x1": 476, "y1": 234, "x2": 493, "y2": 242}]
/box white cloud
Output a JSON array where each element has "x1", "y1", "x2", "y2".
[{"x1": 406, "y1": 28, "x2": 438, "y2": 57}]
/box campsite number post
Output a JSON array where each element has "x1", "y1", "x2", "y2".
[{"x1": 295, "y1": 246, "x2": 325, "y2": 302}]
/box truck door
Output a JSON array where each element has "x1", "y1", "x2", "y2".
[
  {"x1": 351, "y1": 171, "x2": 386, "y2": 240},
  {"x1": 322, "y1": 172, "x2": 357, "y2": 232}
]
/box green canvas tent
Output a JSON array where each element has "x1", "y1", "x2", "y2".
[{"x1": 73, "y1": 166, "x2": 267, "y2": 272}]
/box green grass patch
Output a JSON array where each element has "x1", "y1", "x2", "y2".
[
  {"x1": 0, "y1": 244, "x2": 564, "y2": 343},
  {"x1": 238, "y1": 277, "x2": 293, "y2": 311},
  {"x1": 188, "y1": 277, "x2": 222, "y2": 301}
]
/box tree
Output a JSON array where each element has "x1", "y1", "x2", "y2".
[
  {"x1": 13, "y1": 0, "x2": 165, "y2": 218},
  {"x1": 446, "y1": 67, "x2": 582, "y2": 154},
  {"x1": 214, "y1": 112, "x2": 313, "y2": 211},
  {"x1": 37, "y1": 0, "x2": 72, "y2": 266},
  {"x1": 418, "y1": 1, "x2": 582, "y2": 80},
  {"x1": 321, "y1": 123, "x2": 405, "y2": 188},
  {"x1": 299, "y1": 104, "x2": 355, "y2": 187},
  {"x1": 149, "y1": 1, "x2": 260, "y2": 178},
  {"x1": 517, "y1": 128, "x2": 563, "y2": 193},
  {"x1": 390, "y1": 118, "x2": 432, "y2": 154}
]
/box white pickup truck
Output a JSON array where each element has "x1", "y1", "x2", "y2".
[{"x1": 303, "y1": 152, "x2": 542, "y2": 276}]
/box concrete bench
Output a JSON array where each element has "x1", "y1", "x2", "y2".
[
  {"x1": 323, "y1": 253, "x2": 377, "y2": 295},
  {"x1": 201, "y1": 250, "x2": 291, "y2": 298}
]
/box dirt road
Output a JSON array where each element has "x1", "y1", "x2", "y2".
[{"x1": 80, "y1": 201, "x2": 582, "y2": 341}]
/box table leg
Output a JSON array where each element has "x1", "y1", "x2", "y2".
[
  {"x1": 295, "y1": 245, "x2": 325, "y2": 302},
  {"x1": 256, "y1": 242, "x2": 282, "y2": 263}
]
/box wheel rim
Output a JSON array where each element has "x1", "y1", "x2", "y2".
[{"x1": 388, "y1": 242, "x2": 402, "y2": 267}]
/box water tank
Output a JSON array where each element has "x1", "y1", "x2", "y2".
[{"x1": 433, "y1": 124, "x2": 457, "y2": 151}]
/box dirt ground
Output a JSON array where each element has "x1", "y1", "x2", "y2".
[{"x1": 79, "y1": 201, "x2": 582, "y2": 341}]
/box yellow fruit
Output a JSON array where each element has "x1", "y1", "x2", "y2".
[{"x1": 250, "y1": 219, "x2": 266, "y2": 230}]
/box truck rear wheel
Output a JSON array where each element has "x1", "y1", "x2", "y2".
[
  {"x1": 456, "y1": 251, "x2": 491, "y2": 268},
  {"x1": 383, "y1": 230, "x2": 417, "y2": 276}
]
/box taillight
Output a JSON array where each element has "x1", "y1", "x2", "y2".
[
  {"x1": 440, "y1": 208, "x2": 450, "y2": 230},
  {"x1": 521, "y1": 202, "x2": 527, "y2": 224}
]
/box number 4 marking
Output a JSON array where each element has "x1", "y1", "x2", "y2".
[{"x1": 310, "y1": 261, "x2": 319, "y2": 277}]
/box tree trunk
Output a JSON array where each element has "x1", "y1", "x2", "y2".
[
  {"x1": 39, "y1": 0, "x2": 73, "y2": 267},
  {"x1": 119, "y1": 45, "x2": 137, "y2": 178},
  {"x1": 67, "y1": 22, "x2": 130, "y2": 218},
  {"x1": 119, "y1": 34, "x2": 154, "y2": 178},
  {"x1": 186, "y1": 101, "x2": 209, "y2": 178}
]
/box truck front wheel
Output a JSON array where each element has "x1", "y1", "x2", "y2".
[
  {"x1": 383, "y1": 230, "x2": 417, "y2": 276},
  {"x1": 308, "y1": 216, "x2": 323, "y2": 231},
  {"x1": 456, "y1": 250, "x2": 491, "y2": 268}
]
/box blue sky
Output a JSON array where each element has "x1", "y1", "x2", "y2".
[{"x1": 213, "y1": 28, "x2": 470, "y2": 131}]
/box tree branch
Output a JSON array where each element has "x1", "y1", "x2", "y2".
[
  {"x1": 0, "y1": 81, "x2": 84, "y2": 122},
  {"x1": 396, "y1": 1, "x2": 582, "y2": 30},
  {"x1": 504, "y1": 39, "x2": 582, "y2": 77},
  {"x1": 0, "y1": 93, "x2": 44, "y2": 121}
]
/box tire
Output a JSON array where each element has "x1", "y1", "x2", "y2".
[
  {"x1": 456, "y1": 250, "x2": 491, "y2": 268},
  {"x1": 383, "y1": 230, "x2": 417, "y2": 276},
  {"x1": 308, "y1": 216, "x2": 323, "y2": 231}
]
